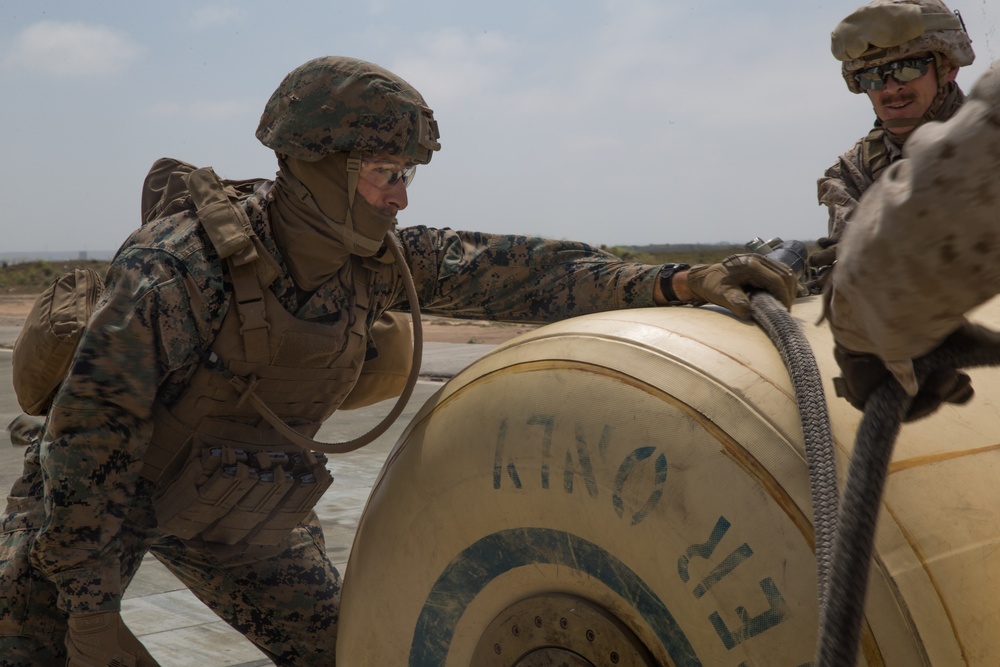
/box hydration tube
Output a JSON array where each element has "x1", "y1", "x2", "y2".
[{"x1": 237, "y1": 230, "x2": 424, "y2": 454}]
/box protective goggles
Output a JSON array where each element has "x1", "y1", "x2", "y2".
[
  {"x1": 360, "y1": 159, "x2": 417, "y2": 189},
  {"x1": 853, "y1": 55, "x2": 935, "y2": 91}
]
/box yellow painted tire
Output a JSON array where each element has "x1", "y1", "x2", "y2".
[{"x1": 338, "y1": 296, "x2": 1000, "y2": 665}]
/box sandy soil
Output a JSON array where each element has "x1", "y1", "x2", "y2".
[
  {"x1": 0, "y1": 295, "x2": 34, "y2": 327},
  {"x1": 0, "y1": 294, "x2": 536, "y2": 345}
]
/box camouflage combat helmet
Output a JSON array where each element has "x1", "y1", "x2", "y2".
[
  {"x1": 257, "y1": 56, "x2": 441, "y2": 164},
  {"x1": 832, "y1": 0, "x2": 974, "y2": 93}
]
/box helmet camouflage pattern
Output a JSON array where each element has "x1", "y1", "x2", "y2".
[
  {"x1": 256, "y1": 56, "x2": 441, "y2": 164},
  {"x1": 831, "y1": 0, "x2": 975, "y2": 93}
]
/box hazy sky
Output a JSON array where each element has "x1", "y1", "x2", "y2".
[{"x1": 2, "y1": 0, "x2": 997, "y2": 255}]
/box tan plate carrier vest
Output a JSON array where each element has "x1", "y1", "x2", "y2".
[{"x1": 139, "y1": 167, "x2": 374, "y2": 553}]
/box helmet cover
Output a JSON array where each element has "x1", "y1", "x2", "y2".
[
  {"x1": 832, "y1": 0, "x2": 974, "y2": 93},
  {"x1": 257, "y1": 56, "x2": 441, "y2": 163}
]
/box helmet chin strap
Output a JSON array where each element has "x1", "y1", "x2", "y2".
[
  {"x1": 278, "y1": 154, "x2": 384, "y2": 256},
  {"x1": 345, "y1": 150, "x2": 362, "y2": 235}
]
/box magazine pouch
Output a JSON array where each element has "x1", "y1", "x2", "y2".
[{"x1": 154, "y1": 417, "x2": 333, "y2": 547}]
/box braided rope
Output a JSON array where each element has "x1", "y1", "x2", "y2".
[{"x1": 751, "y1": 293, "x2": 839, "y2": 614}]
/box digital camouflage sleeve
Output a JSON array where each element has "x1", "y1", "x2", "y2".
[
  {"x1": 817, "y1": 134, "x2": 904, "y2": 242},
  {"x1": 394, "y1": 226, "x2": 660, "y2": 320}
]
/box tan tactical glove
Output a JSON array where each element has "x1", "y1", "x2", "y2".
[
  {"x1": 804, "y1": 239, "x2": 838, "y2": 295},
  {"x1": 66, "y1": 612, "x2": 161, "y2": 667},
  {"x1": 831, "y1": 323, "x2": 996, "y2": 422},
  {"x1": 807, "y1": 236, "x2": 838, "y2": 271},
  {"x1": 7, "y1": 414, "x2": 45, "y2": 447},
  {"x1": 686, "y1": 254, "x2": 797, "y2": 318}
]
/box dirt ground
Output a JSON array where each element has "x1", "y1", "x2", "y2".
[
  {"x1": 0, "y1": 294, "x2": 536, "y2": 345},
  {"x1": 0, "y1": 295, "x2": 35, "y2": 327}
]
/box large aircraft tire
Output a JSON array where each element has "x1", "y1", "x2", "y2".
[{"x1": 337, "y1": 299, "x2": 993, "y2": 665}]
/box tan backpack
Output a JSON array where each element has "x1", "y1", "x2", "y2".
[{"x1": 12, "y1": 268, "x2": 105, "y2": 415}]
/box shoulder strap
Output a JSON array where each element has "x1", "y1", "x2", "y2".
[
  {"x1": 183, "y1": 167, "x2": 280, "y2": 364},
  {"x1": 861, "y1": 128, "x2": 893, "y2": 182}
]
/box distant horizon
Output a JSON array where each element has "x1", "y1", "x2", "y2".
[
  {"x1": 2, "y1": 240, "x2": 762, "y2": 265},
  {"x1": 0, "y1": 251, "x2": 116, "y2": 263}
]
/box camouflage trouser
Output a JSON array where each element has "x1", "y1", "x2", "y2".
[{"x1": 0, "y1": 437, "x2": 341, "y2": 667}]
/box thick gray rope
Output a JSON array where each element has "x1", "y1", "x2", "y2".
[
  {"x1": 750, "y1": 292, "x2": 839, "y2": 614},
  {"x1": 815, "y1": 340, "x2": 1000, "y2": 667}
]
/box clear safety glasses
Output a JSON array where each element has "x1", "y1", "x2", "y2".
[
  {"x1": 854, "y1": 55, "x2": 935, "y2": 91},
  {"x1": 360, "y1": 159, "x2": 417, "y2": 189}
]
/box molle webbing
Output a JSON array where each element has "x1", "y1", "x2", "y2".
[
  {"x1": 150, "y1": 414, "x2": 333, "y2": 548},
  {"x1": 861, "y1": 129, "x2": 893, "y2": 182}
]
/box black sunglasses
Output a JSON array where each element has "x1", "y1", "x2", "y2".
[{"x1": 854, "y1": 56, "x2": 935, "y2": 91}]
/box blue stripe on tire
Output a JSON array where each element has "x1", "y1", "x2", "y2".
[{"x1": 409, "y1": 527, "x2": 701, "y2": 666}]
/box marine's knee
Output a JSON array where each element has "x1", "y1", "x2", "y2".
[
  {"x1": 6, "y1": 415, "x2": 46, "y2": 448},
  {"x1": 0, "y1": 528, "x2": 67, "y2": 661},
  {"x1": 0, "y1": 634, "x2": 67, "y2": 667}
]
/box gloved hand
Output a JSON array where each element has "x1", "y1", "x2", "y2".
[
  {"x1": 807, "y1": 236, "x2": 838, "y2": 270},
  {"x1": 686, "y1": 253, "x2": 797, "y2": 318},
  {"x1": 66, "y1": 611, "x2": 161, "y2": 667},
  {"x1": 831, "y1": 323, "x2": 994, "y2": 422},
  {"x1": 805, "y1": 237, "x2": 838, "y2": 294},
  {"x1": 7, "y1": 413, "x2": 45, "y2": 447}
]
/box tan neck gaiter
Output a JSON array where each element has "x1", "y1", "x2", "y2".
[{"x1": 269, "y1": 153, "x2": 396, "y2": 291}]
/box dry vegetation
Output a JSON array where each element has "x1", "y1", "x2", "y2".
[{"x1": 0, "y1": 259, "x2": 111, "y2": 295}]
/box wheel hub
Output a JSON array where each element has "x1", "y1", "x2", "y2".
[{"x1": 471, "y1": 594, "x2": 659, "y2": 666}]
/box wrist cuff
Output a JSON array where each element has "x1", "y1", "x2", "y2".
[{"x1": 657, "y1": 263, "x2": 691, "y2": 305}]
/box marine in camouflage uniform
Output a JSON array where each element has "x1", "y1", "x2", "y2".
[
  {"x1": 0, "y1": 57, "x2": 796, "y2": 666},
  {"x1": 826, "y1": 59, "x2": 1000, "y2": 414},
  {"x1": 814, "y1": 0, "x2": 974, "y2": 262}
]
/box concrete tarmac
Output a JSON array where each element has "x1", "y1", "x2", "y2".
[{"x1": 0, "y1": 331, "x2": 497, "y2": 665}]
